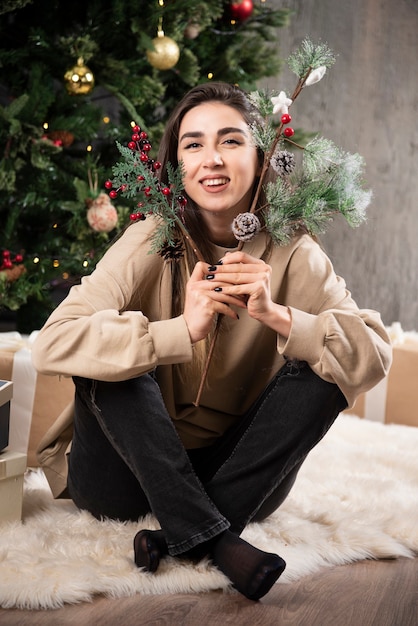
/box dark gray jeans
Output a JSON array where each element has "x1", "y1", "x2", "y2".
[{"x1": 68, "y1": 361, "x2": 346, "y2": 556}]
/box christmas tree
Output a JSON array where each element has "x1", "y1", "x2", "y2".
[{"x1": 0, "y1": 0, "x2": 290, "y2": 331}]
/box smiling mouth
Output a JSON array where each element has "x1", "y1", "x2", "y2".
[{"x1": 201, "y1": 177, "x2": 229, "y2": 187}]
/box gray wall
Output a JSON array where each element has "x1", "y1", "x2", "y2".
[{"x1": 261, "y1": 0, "x2": 418, "y2": 330}]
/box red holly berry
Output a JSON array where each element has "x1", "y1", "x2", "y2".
[
  {"x1": 161, "y1": 187, "x2": 170, "y2": 196},
  {"x1": 2, "y1": 250, "x2": 10, "y2": 258},
  {"x1": 284, "y1": 127, "x2": 295, "y2": 138},
  {"x1": 131, "y1": 133, "x2": 140, "y2": 142},
  {"x1": 137, "y1": 175, "x2": 145, "y2": 181},
  {"x1": 109, "y1": 190, "x2": 118, "y2": 199},
  {"x1": 14, "y1": 254, "x2": 23, "y2": 263},
  {"x1": 144, "y1": 186, "x2": 152, "y2": 196},
  {"x1": 128, "y1": 141, "x2": 136, "y2": 150},
  {"x1": 140, "y1": 153, "x2": 148, "y2": 162},
  {"x1": 142, "y1": 143, "x2": 151, "y2": 152},
  {"x1": 153, "y1": 161, "x2": 161, "y2": 170},
  {"x1": 177, "y1": 195, "x2": 187, "y2": 207},
  {"x1": 104, "y1": 180, "x2": 113, "y2": 189},
  {"x1": 132, "y1": 124, "x2": 140, "y2": 133},
  {"x1": 139, "y1": 131, "x2": 148, "y2": 140},
  {"x1": 281, "y1": 113, "x2": 292, "y2": 125}
]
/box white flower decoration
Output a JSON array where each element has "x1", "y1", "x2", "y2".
[
  {"x1": 305, "y1": 66, "x2": 327, "y2": 86},
  {"x1": 271, "y1": 91, "x2": 293, "y2": 116}
]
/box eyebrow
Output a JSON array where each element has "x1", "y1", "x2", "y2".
[{"x1": 179, "y1": 127, "x2": 248, "y2": 143}]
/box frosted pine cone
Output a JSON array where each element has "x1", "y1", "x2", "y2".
[
  {"x1": 231, "y1": 212, "x2": 261, "y2": 242},
  {"x1": 270, "y1": 150, "x2": 296, "y2": 176}
]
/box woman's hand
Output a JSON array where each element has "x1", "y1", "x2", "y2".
[
  {"x1": 183, "y1": 251, "x2": 291, "y2": 343},
  {"x1": 183, "y1": 258, "x2": 246, "y2": 344}
]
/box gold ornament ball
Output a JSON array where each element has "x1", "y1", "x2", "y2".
[
  {"x1": 64, "y1": 57, "x2": 95, "y2": 95},
  {"x1": 146, "y1": 34, "x2": 180, "y2": 70}
]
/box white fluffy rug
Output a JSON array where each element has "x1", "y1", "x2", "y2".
[{"x1": 1, "y1": 414, "x2": 418, "y2": 610}]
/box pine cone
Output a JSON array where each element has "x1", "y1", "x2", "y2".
[
  {"x1": 271, "y1": 150, "x2": 296, "y2": 176},
  {"x1": 231, "y1": 212, "x2": 261, "y2": 242},
  {"x1": 47, "y1": 130, "x2": 75, "y2": 147},
  {"x1": 1, "y1": 264, "x2": 26, "y2": 283},
  {"x1": 158, "y1": 239, "x2": 185, "y2": 261}
]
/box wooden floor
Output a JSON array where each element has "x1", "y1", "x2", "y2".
[{"x1": 1, "y1": 557, "x2": 417, "y2": 626}]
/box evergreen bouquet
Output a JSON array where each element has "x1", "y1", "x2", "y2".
[{"x1": 107, "y1": 38, "x2": 371, "y2": 259}]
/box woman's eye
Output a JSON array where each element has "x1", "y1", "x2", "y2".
[
  {"x1": 223, "y1": 138, "x2": 241, "y2": 145},
  {"x1": 184, "y1": 142, "x2": 201, "y2": 149}
]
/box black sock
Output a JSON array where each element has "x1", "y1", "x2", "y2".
[
  {"x1": 133, "y1": 529, "x2": 168, "y2": 572},
  {"x1": 210, "y1": 530, "x2": 286, "y2": 601}
]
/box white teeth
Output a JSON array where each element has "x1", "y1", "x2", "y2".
[{"x1": 202, "y1": 178, "x2": 228, "y2": 186}]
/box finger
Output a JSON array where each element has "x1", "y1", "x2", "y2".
[
  {"x1": 218, "y1": 251, "x2": 265, "y2": 266},
  {"x1": 210, "y1": 288, "x2": 248, "y2": 309},
  {"x1": 189, "y1": 260, "x2": 214, "y2": 283}
]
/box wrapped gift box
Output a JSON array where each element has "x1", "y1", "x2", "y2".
[
  {"x1": 348, "y1": 324, "x2": 418, "y2": 428},
  {"x1": 0, "y1": 450, "x2": 27, "y2": 524},
  {"x1": 0, "y1": 332, "x2": 74, "y2": 467},
  {"x1": 0, "y1": 380, "x2": 13, "y2": 451}
]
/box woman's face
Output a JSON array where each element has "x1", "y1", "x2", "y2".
[{"x1": 177, "y1": 101, "x2": 260, "y2": 224}]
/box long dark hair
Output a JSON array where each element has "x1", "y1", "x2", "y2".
[{"x1": 157, "y1": 81, "x2": 269, "y2": 263}]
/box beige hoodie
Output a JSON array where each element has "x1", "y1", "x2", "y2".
[{"x1": 32, "y1": 218, "x2": 392, "y2": 496}]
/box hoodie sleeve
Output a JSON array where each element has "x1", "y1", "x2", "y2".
[
  {"x1": 276, "y1": 236, "x2": 392, "y2": 407},
  {"x1": 32, "y1": 220, "x2": 193, "y2": 381}
]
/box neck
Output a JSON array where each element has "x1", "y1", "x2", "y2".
[{"x1": 200, "y1": 209, "x2": 239, "y2": 248}]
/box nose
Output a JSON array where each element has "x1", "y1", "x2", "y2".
[{"x1": 204, "y1": 149, "x2": 223, "y2": 167}]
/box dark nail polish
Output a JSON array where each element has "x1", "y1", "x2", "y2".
[
  {"x1": 214, "y1": 286, "x2": 222, "y2": 292},
  {"x1": 207, "y1": 265, "x2": 217, "y2": 272},
  {"x1": 216, "y1": 259, "x2": 223, "y2": 265},
  {"x1": 206, "y1": 274, "x2": 215, "y2": 280}
]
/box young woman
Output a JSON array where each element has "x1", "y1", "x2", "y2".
[{"x1": 32, "y1": 82, "x2": 392, "y2": 601}]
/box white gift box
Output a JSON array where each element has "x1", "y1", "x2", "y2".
[
  {"x1": 0, "y1": 379, "x2": 13, "y2": 451},
  {"x1": 0, "y1": 332, "x2": 74, "y2": 466}
]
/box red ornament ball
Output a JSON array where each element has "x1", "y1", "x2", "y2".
[
  {"x1": 284, "y1": 127, "x2": 295, "y2": 138},
  {"x1": 281, "y1": 113, "x2": 292, "y2": 125},
  {"x1": 109, "y1": 190, "x2": 118, "y2": 199},
  {"x1": 229, "y1": 0, "x2": 254, "y2": 22},
  {"x1": 104, "y1": 180, "x2": 113, "y2": 190}
]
